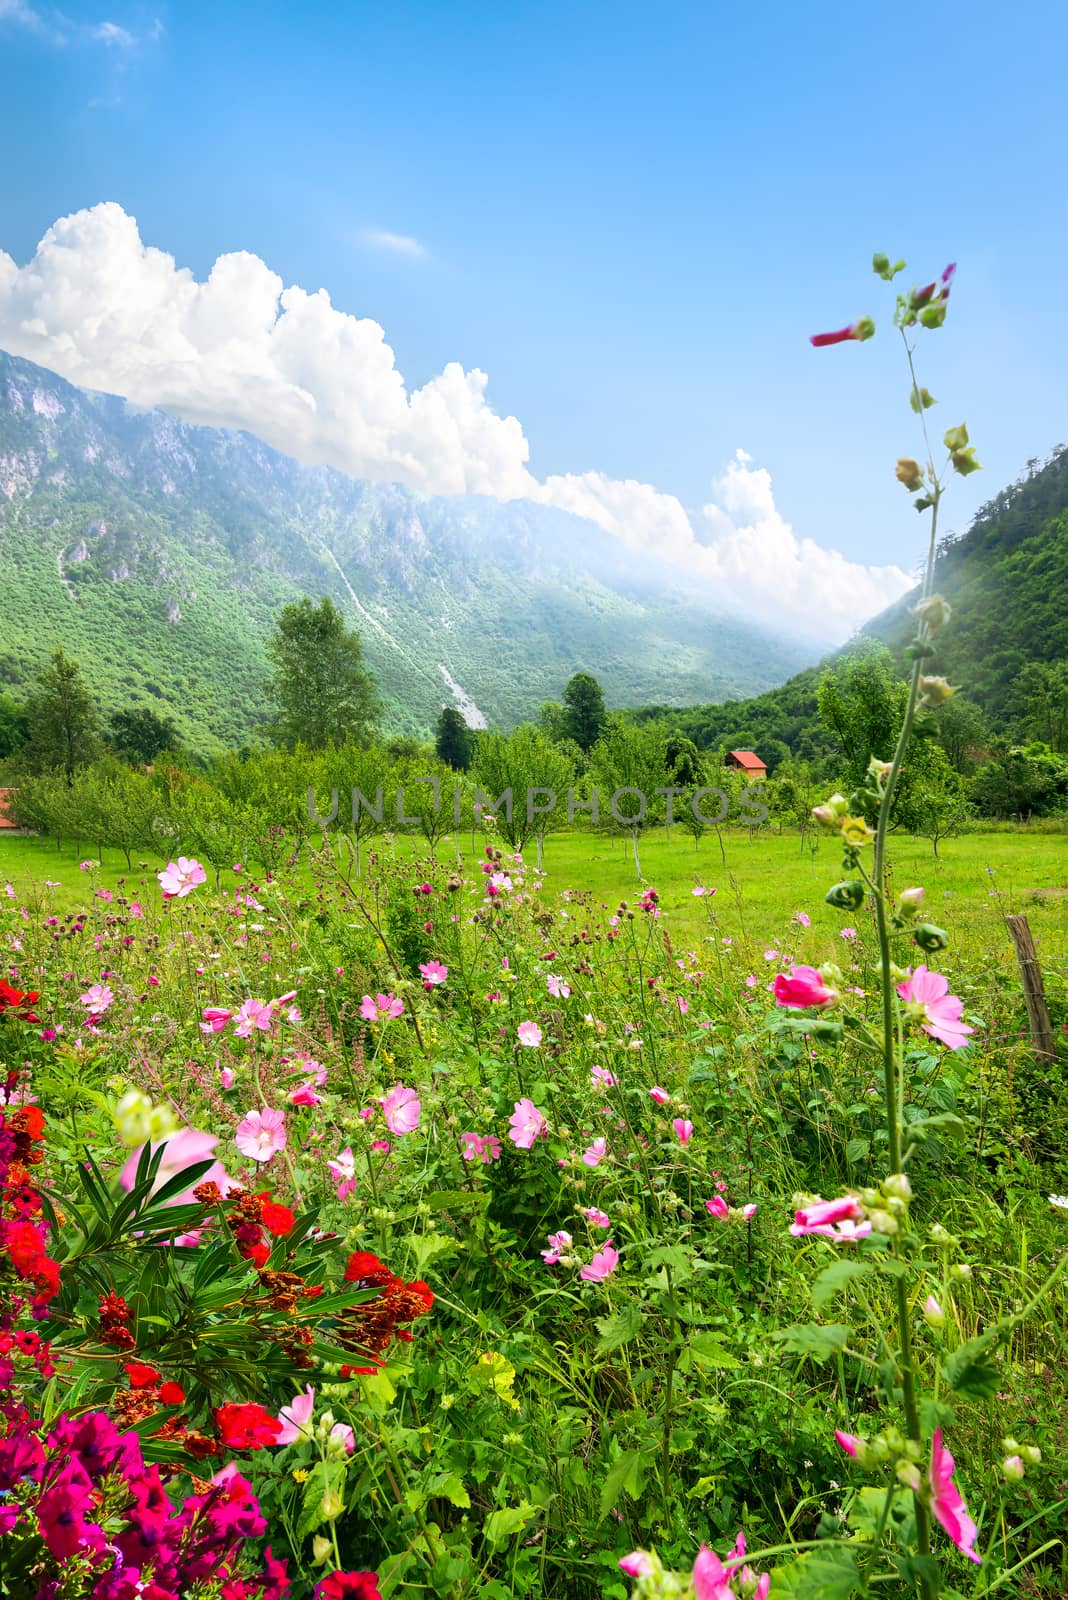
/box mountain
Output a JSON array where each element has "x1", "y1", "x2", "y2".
[
  {"x1": 859, "y1": 444, "x2": 1068, "y2": 717},
  {"x1": 626, "y1": 445, "x2": 1068, "y2": 757},
  {"x1": 0, "y1": 350, "x2": 811, "y2": 754}
]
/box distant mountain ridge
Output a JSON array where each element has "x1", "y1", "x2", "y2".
[{"x1": 0, "y1": 350, "x2": 812, "y2": 753}]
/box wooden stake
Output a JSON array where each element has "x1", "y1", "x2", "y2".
[{"x1": 1005, "y1": 914, "x2": 1056, "y2": 1065}]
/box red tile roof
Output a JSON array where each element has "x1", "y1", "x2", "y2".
[
  {"x1": 727, "y1": 750, "x2": 767, "y2": 771},
  {"x1": 0, "y1": 788, "x2": 16, "y2": 828}
]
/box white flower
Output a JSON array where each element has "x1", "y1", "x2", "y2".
[{"x1": 1049, "y1": 1194, "x2": 1068, "y2": 1211}]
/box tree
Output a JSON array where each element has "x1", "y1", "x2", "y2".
[
  {"x1": 588, "y1": 719, "x2": 668, "y2": 879},
  {"x1": 934, "y1": 695, "x2": 988, "y2": 773},
  {"x1": 266, "y1": 597, "x2": 379, "y2": 751},
  {"x1": 562, "y1": 673, "x2": 607, "y2": 753},
  {"x1": 473, "y1": 726, "x2": 574, "y2": 863},
  {"x1": 22, "y1": 650, "x2": 98, "y2": 783},
  {"x1": 108, "y1": 707, "x2": 179, "y2": 764},
  {"x1": 1015, "y1": 661, "x2": 1068, "y2": 752},
  {"x1": 817, "y1": 641, "x2": 909, "y2": 787},
  {"x1": 897, "y1": 743, "x2": 970, "y2": 856},
  {"x1": 435, "y1": 708, "x2": 475, "y2": 771},
  {"x1": 0, "y1": 692, "x2": 27, "y2": 762}
]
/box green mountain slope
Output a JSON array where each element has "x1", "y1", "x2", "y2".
[
  {"x1": 0, "y1": 350, "x2": 811, "y2": 753},
  {"x1": 626, "y1": 445, "x2": 1068, "y2": 755}
]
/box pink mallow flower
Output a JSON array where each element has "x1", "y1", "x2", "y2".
[
  {"x1": 579, "y1": 1241, "x2": 619, "y2": 1282},
  {"x1": 79, "y1": 983, "x2": 114, "y2": 1013},
  {"x1": 774, "y1": 965, "x2": 838, "y2": 1009},
  {"x1": 328, "y1": 1147, "x2": 357, "y2": 1201},
  {"x1": 790, "y1": 1195, "x2": 869, "y2": 1239},
  {"x1": 120, "y1": 1127, "x2": 232, "y2": 1204},
  {"x1": 517, "y1": 1020, "x2": 543, "y2": 1047},
  {"x1": 705, "y1": 1196, "x2": 730, "y2": 1220},
  {"x1": 233, "y1": 998, "x2": 274, "y2": 1038},
  {"x1": 547, "y1": 973, "x2": 571, "y2": 998},
  {"x1": 809, "y1": 317, "x2": 876, "y2": 348},
  {"x1": 380, "y1": 1083, "x2": 421, "y2": 1135},
  {"x1": 157, "y1": 857, "x2": 207, "y2": 899},
  {"x1": 619, "y1": 1552, "x2": 654, "y2": 1578},
  {"x1": 419, "y1": 960, "x2": 448, "y2": 987},
  {"x1": 582, "y1": 1207, "x2": 611, "y2": 1229},
  {"x1": 234, "y1": 1107, "x2": 287, "y2": 1163},
  {"x1": 929, "y1": 1428, "x2": 982, "y2": 1565},
  {"x1": 672, "y1": 1118, "x2": 694, "y2": 1145},
  {"x1": 582, "y1": 1137, "x2": 608, "y2": 1167},
  {"x1": 897, "y1": 966, "x2": 975, "y2": 1050},
  {"x1": 541, "y1": 1230, "x2": 572, "y2": 1264},
  {"x1": 201, "y1": 1007, "x2": 233, "y2": 1034},
  {"x1": 360, "y1": 992, "x2": 404, "y2": 1020},
  {"x1": 509, "y1": 1098, "x2": 547, "y2": 1149},
  {"x1": 275, "y1": 1386, "x2": 315, "y2": 1445},
  {"x1": 460, "y1": 1132, "x2": 501, "y2": 1164},
  {"x1": 288, "y1": 1081, "x2": 323, "y2": 1107},
  {"x1": 649, "y1": 1086, "x2": 670, "y2": 1105}
]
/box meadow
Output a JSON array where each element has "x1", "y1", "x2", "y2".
[{"x1": 1, "y1": 814, "x2": 1066, "y2": 1600}]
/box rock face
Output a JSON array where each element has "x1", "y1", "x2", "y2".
[{"x1": 0, "y1": 347, "x2": 814, "y2": 753}]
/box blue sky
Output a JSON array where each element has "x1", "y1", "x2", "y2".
[{"x1": 1, "y1": 0, "x2": 1066, "y2": 626}]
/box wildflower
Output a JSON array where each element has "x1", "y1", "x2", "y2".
[
  {"x1": 809, "y1": 316, "x2": 875, "y2": 347},
  {"x1": 897, "y1": 966, "x2": 974, "y2": 1050},
  {"x1": 314, "y1": 1573, "x2": 382, "y2": 1600},
  {"x1": 541, "y1": 1230, "x2": 573, "y2": 1264},
  {"x1": 219, "y1": 1066, "x2": 235, "y2": 1089},
  {"x1": 419, "y1": 960, "x2": 448, "y2": 987},
  {"x1": 582, "y1": 1137, "x2": 608, "y2": 1167},
  {"x1": 672, "y1": 1117, "x2": 694, "y2": 1145},
  {"x1": 275, "y1": 1386, "x2": 316, "y2": 1445},
  {"x1": 839, "y1": 927, "x2": 857, "y2": 941},
  {"x1": 234, "y1": 997, "x2": 275, "y2": 1037},
  {"x1": 120, "y1": 1126, "x2": 232, "y2": 1202},
  {"x1": 619, "y1": 1552, "x2": 654, "y2": 1577},
  {"x1": 215, "y1": 1401, "x2": 284, "y2": 1451},
  {"x1": 517, "y1": 1020, "x2": 543, "y2": 1047},
  {"x1": 202, "y1": 1006, "x2": 233, "y2": 1033},
  {"x1": 235, "y1": 1108, "x2": 287, "y2": 1163},
  {"x1": 547, "y1": 973, "x2": 571, "y2": 998},
  {"x1": 79, "y1": 982, "x2": 114, "y2": 1013},
  {"x1": 793, "y1": 910, "x2": 811, "y2": 927},
  {"x1": 705, "y1": 1196, "x2": 729, "y2": 1220},
  {"x1": 835, "y1": 1430, "x2": 866, "y2": 1458},
  {"x1": 774, "y1": 965, "x2": 838, "y2": 1008},
  {"x1": 508, "y1": 1098, "x2": 547, "y2": 1149},
  {"x1": 579, "y1": 1242, "x2": 619, "y2": 1281},
  {"x1": 790, "y1": 1195, "x2": 865, "y2": 1237},
  {"x1": 380, "y1": 1083, "x2": 420, "y2": 1135},
  {"x1": 1002, "y1": 1454, "x2": 1025, "y2": 1481},
  {"x1": 929, "y1": 1428, "x2": 981, "y2": 1565},
  {"x1": 591, "y1": 1064, "x2": 616, "y2": 1089},
  {"x1": 582, "y1": 1207, "x2": 611, "y2": 1228},
  {"x1": 649, "y1": 1085, "x2": 670, "y2": 1105},
  {"x1": 158, "y1": 857, "x2": 207, "y2": 899},
  {"x1": 692, "y1": 1543, "x2": 734, "y2": 1600},
  {"x1": 924, "y1": 1294, "x2": 946, "y2": 1327}
]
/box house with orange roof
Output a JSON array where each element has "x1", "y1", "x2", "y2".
[{"x1": 725, "y1": 750, "x2": 767, "y2": 780}]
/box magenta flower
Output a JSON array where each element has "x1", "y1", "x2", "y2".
[
  {"x1": 360, "y1": 992, "x2": 404, "y2": 1021},
  {"x1": 79, "y1": 982, "x2": 114, "y2": 1012},
  {"x1": 579, "y1": 1241, "x2": 619, "y2": 1282},
  {"x1": 359, "y1": 995, "x2": 378, "y2": 1021},
  {"x1": 235, "y1": 1107, "x2": 287, "y2": 1163},
  {"x1": 790, "y1": 1195, "x2": 869, "y2": 1239},
  {"x1": 458, "y1": 1131, "x2": 501, "y2": 1164},
  {"x1": 692, "y1": 1544, "x2": 734, "y2": 1600},
  {"x1": 835, "y1": 1430, "x2": 865, "y2": 1457},
  {"x1": 201, "y1": 1006, "x2": 233, "y2": 1033},
  {"x1": 705, "y1": 1195, "x2": 730, "y2": 1220},
  {"x1": 288, "y1": 1081, "x2": 323, "y2": 1106},
  {"x1": 157, "y1": 856, "x2": 207, "y2": 899},
  {"x1": 582, "y1": 1137, "x2": 608, "y2": 1167},
  {"x1": 672, "y1": 1117, "x2": 694, "y2": 1145},
  {"x1": 517, "y1": 1020, "x2": 543, "y2": 1048},
  {"x1": 793, "y1": 910, "x2": 811, "y2": 927},
  {"x1": 328, "y1": 1147, "x2": 357, "y2": 1200},
  {"x1": 619, "y1": 1552, "x2": 654, "y2": 1578},
  {"x1": 419, "y1": 960, "x2": 448, "y2": 987},
  {"x1": 774, "y1": 965, "x2": 838, "y2": 1008},
  {"x1": 582, "y1": 1206, "x2": 611, "y2": 1228},
  {"x1": 36, "y1": 1459, "x2": 104, "y2": 1560},
  {"x1": 649, "y1": 1085, "x2": 670, "y2": 1105},
  {"x1": 120, "y1": 1127, "x2": 232, "y2": 1202},
  {"x1": 929, "y1": 1428, "x2": 982, "y2": 1565},
  {"x1": 275, "y1": 1385, "x2": 315, "y2": 1445},
  {"x1": 509, "y1": 1098, "x2": 547, "y2": 1149},
  {"x1": 897, "y1": 966, "x2": 974, "y2": 1050},
  {"x1": 809, "y1": 317, "x2": 875, "y2": 348},
  {"x1": 541, "y1": 1229, "x2": 572, "y2": 1264},
  {"x1": 233, "y1": 997, "x2": 274, "y2": 1038},
  {"x1": 380, "y1": 1083, "x2": 421, "y2": 1135}
]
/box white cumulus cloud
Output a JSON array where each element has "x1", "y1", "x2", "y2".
[{"x1": 0, "y1": 204, "x2": 911, "y2": 640}]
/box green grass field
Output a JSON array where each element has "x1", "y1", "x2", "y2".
[{"x1": 4, "y1": 822, "x2": 1065, "y2": 977}]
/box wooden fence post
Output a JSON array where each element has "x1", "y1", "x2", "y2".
[{"x1": 1005, "y1": 914, "x2": 1056, "y2": 1065}]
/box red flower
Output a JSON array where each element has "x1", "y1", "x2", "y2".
[
  {"x1": 259, "y1": 1199, "x2": 296, "y2": 1237},
  {"x1": 159, "y1": 1380, "x2": 186, "y2": 1405},
  {"x1": 314, "y1": 1574, "x2": 381, "y2": 1600},
  {"x1": 215, "y1": 1402, "x2": 284, "y2": 1451},
  {"x1": 0, "y1": 980, "x2": 41, "y2": 1022},
  {"x1": 125, "y1": 1362, "x2": 162, "y2": 1389},
  {"x1": 343, "y1": 1251, "x2": 392, "y2": 1286},
  {"x1": 809, "y1": 316, "x2": 875, "y2": 348}
]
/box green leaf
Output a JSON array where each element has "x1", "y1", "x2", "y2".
[
  {"x1": 774, "y1": 1323, "x2": 852, "y2": 1362},
  {"x1": 770, "y1": 1549, "x2": 860, "y2": 1599},
  {"x1": 598, "y1": 1449, "x2": 646, "y2": 1523},
  {"x1": 483, "y1": 1502, "x2": 537, "y2": 1546},
  {"x1": 595, "y1": 1302, "x2": 644, "y2": 1355},
  {"x1": 812, "y1": 1259, "x2": 874, "y2": 1310},
  {"x1": 686, "y1": 1332, "x2": 739, "y2": 1368},
  {"x1": 428, "y1": 1471, "x2": 471, "y2": 1509},
  {"x1": 943, "y1": 1333, "x2": 1001, "y2": 1400}
]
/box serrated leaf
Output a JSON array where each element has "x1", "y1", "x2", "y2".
[
  {"x1": 598, "y1": 1448, "x2": 645, "y2": 1522},
  {"x1": 428, "y1": 1471, "x2": 470, "y2": 1509},
  {"x1": 687, "y1": 1332, "x2": 738, "y2": 1368},
  {"x1": 774, "y1": 1323, "x2": 852, "y2": 1362},
  {"x1": 595, "y1": 1302, "x2": 644, "y2": 1355},
  {"x1": 943, "y1": 1333, "x2": 1001, "y2": 1400},
  {"x1": 769, "y1": 1548, "x2": 860, "y2": 1598},
  {"x1": 812, "y1": 1259, "x2": 874, "y2": 1310}
]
